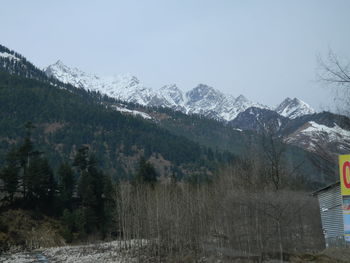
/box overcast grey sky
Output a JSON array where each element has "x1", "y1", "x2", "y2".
[{"x1": 1, "y1": 0, "x2": 350, "y2": 109}]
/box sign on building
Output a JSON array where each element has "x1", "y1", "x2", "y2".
[{"x1": 339, "y1": 155, "x2": 350, "y2": 242}]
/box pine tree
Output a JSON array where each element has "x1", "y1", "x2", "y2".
[
  {"x1": 135, "y1": 157, "x2": 158, "y2": 186},
  {"x1": 17, "y1": 121, "x2": 36, "y2": 199},
  {"x1": 101, "y1": 174, "x2": 115, "y2": 237},
  {"x1": 0, "y1": 148, "x2": 20, "y2": 203},
  {"x1": 73, "y1": 146, "x2": 89, "y2": 172},
  {"x1": 60, "y1": 209, "x2": 75, "y2": 242},
  {"x1": 58, "y1": 163, "x2": 75, "y2": 208},
  {"x1": 26, "y1": 156, "x2": 56, "y2": 211}
]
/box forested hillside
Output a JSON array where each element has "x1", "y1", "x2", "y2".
[
  {"x1": 0, "y1": 71, "x2": 233, "y2": 180},
  {"x1": 131, "y1": 105, "x2": 337, "y2": 186}
]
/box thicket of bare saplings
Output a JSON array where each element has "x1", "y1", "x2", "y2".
[{"x1": 113, "y1": 157, "x2": 325, "y2": 262}]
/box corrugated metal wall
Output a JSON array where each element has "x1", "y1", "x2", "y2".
[{"x1": 317, "y1": 184, "x2": 345, "y2": 247}]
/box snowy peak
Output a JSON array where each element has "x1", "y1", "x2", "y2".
[
  {"x1": 51, "y1": 60, "x2": 66, "y2": 69},
  {"x1": 184, "y1": 84, "x2": 230, "y2": 119},
  {"x1": 160, "y1": 84, "x2": 185, "y2": 106},
  {"x1": 276, "y1": 97, "x2": 315, "y2": 119},
  {"x1": 44, "y1": 60, "x2": 103, "y2": 91},
  {"x1": 235, "y1": 95, "x2": 249, "y2": 104},
  {"x1": 186, "y1": 84, "x2": 224, "y2": 104},
  {"x1": 44, "y1": 61, "x2": 164, "y2": 106},
  {"x1": 112, "y1": 74, "x2": 140, "y2": 88}
]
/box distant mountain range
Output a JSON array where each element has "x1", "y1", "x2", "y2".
[
  {"x1": 44, "y1": 60, "x2": 315, "y2": 121},
  {"x1": 1, "y1": 45, "x2": 349, "y2": 166}
]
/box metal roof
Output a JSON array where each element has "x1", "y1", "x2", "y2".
[{"x1": 312, "y1": 181, "x2": 340, "y2": 196}]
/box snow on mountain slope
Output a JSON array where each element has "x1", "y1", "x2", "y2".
[
  {"x1": 223, "y1": 95, "x2": 270, "y2": 121},
  {"x1": 160, "y1": 84, "x2": 184, "y2": 105},
  {"x1": 185, "y1": 84, "x2": 226, "y2": 116},
  {"x1": 159, "y1": 84, "x2": 186, "y2": 111},
  {"x1": 45, "y1": 61, "x2": 166, "y2": 106},
  {"x1": 185, "y1": 85, "x2": 269, "y2": 120},
  {"x1": 285, "y1": 121, "x2": 350, "y2": 153},
  {"x1": 45, "y1": 60, "x2": 106, "y2": 91},
  {"x1": 276, "y1": 97, "x2": 315, "y2": 119},
  {"x1": 111, "y1": 105, "x2": 152, "y2": 120},
  {"x1": 45, "y1": 61, "x2": 311, "y2": 122},
  {"x1": 0, "y1": 51, "x2": 20, "y2": 61}
]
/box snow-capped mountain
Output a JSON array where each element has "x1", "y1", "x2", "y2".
[
  {"x1": 284, "y1": 121, "x2": 350, "y2": 154},
  {"x1": 44, "y1": 61, "x2": 272, "y2": 121},
  {"x1": 275, "y1": 97, "x2": 315, "y2": 119},
  {"x1": 159, "y1": 84, "x2": 186, "y2": 111},
  {"x1": 45, "y1": 61, "x2": 166, "y2": 106},
  {"x1": 184, "y1": 85, "x2": 269, "y2": 120},
  {"x1": 45, "y1": 60, "x2": 106, "y2": 92}
]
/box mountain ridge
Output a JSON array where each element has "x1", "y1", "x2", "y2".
[{"x1": 44, "y1": 60, "x2": 315, "y2": 121}]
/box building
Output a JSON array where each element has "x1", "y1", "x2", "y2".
[{"x1": 313, "y1": 181, "x2": 345, "y2": 248}]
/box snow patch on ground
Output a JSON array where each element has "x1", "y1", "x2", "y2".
[{"x1": 1, "y1": 240, "x2": 148, "y2": 263}]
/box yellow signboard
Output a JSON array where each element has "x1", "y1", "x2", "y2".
[{"x1": 340, "y1": 155, "x2": 350, "y2": 196}]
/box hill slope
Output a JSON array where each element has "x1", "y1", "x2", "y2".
[{"x1": 0, "y1": 71, "x2": 230, "y2": 179}]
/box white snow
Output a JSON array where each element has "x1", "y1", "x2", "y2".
[
  {"x1": 285, "y1": 121, "x2": 350, "y2": 151},
  {"x1": 45, "y1": 61, "x2": 166, "y2": 107},
  {"x1": 0, "y1": 240, "x2": 148, "y2": 263},
  {"x1": 302, "y1": 121, "x2": 350, "y2": 142},
  {"x1": 276, "y1": 97, "x2": 315, "y2": 119},
  {"x1": 45, "y1": 61, "x2": 313, "y2": 122},
  {"x1": 0, "y1": 52, "x2": 20, "y2": 61},
  {"x1": 112, "y1": 106, "x2": 152, "y2": 120}
]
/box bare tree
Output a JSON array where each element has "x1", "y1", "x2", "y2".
[
  {"x1": 113, "y1": 157, "x2": 324, "y2": 262},
  {"x1": 317, "y1": 49, "x2": 350, "y2": 116}
]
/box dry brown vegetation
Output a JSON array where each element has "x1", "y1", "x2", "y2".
[
  {"x1": 113, "y1": 160, "x2": 325, "y2": 262},
  {"x1": 0, "y1": 209, "x2": 65, "y2": 253}
]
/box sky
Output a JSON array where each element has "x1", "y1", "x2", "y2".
[{"x1": 1, "y1": 0, "x2": 350, "y2": 110}]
